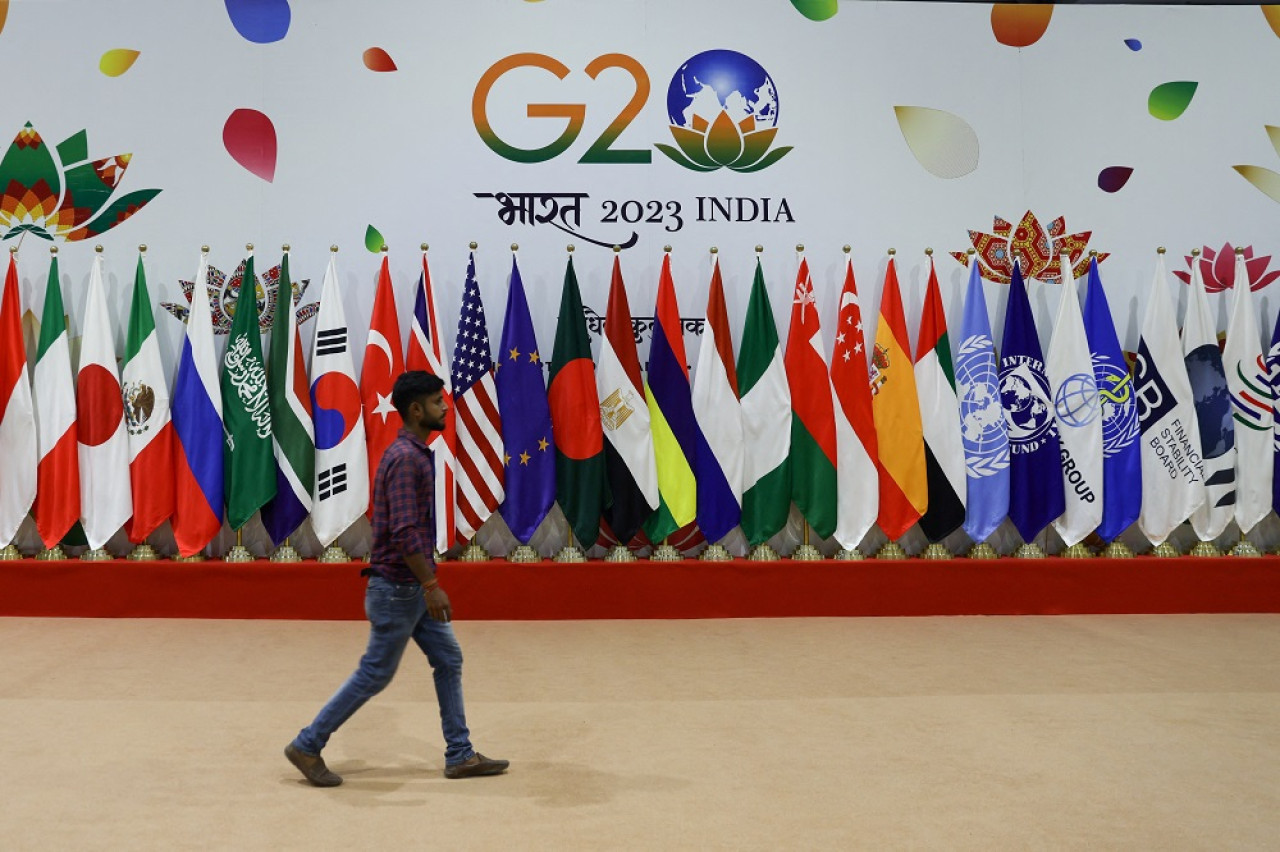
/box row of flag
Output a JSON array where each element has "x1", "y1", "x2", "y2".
[{"x1": 0, "y1": 245, "x2": 1277, "y2": 557}]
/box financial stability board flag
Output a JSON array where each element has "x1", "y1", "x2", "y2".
[
  {"x1": 171, "y1": 252, "x2": 224, "y2": 557},
  {"x1": 32, "y1": 251, "x2": 79, "y2": 548},
  {"x1": 914, "y1": 256, "x2": 966, "y2": 542},
  {"x1": 596, "y1": 256, "x2": 658, "y2": 547},
  {"x1": 122, "y1": 251, "x2": 174, "y2": 542},
  {"x1": 77, "y1": 253, "x2": 133, "y2": 550},
  {"x1": 548, "y1": 255, "x2": 605, "y2": 550},
  {"x1": 1082, "y1": 256, "x2": 1140, "y2": 543},
  {"x1": 690, "y1": 257, "x2": 743, "y2": 545},
  {"x1": 496, "y1": 255, "x2": 555, "y2": 543},
  {"x1": 360, "y1": 253, "x2": 405, "y2": 501},
  {"x1": 830, "y1": 255, "x2": 878, "y2": 549},
  {"x1": 643, "y1": 253, "x2": 698, "y2": 543},
  {"x1": 1223, "y1": 250, "x2": 1274, "y2": 534},
  {"x1": 1181, "y1": 254, "x2": 1235, "y2": 542},
  {"x1": 1270, "y1": 302, "x2": 1280, "y2": 515},
  {"x1": 0, "y1": 253, "x2": 36, "y2": 547},
  {"x1": 1136, "y1": 252, "x2": 1204, "y2": 545},
  {"x1": 405, "y1": 250, "x2": 456, "y2": 552},
  {"x1": 220, "y1": 252, "x2": 276, "y2": 531},
  {"x1": 309, "y1": 253, "x2": 369, "y2": 547},
  {"x1": 260, "y1": 251, "x2": 314, "y2": 546},
  {"x1": 737, "y1": 259, "x2": 791, "y2": 546},
  {"x1": 999, "y1": 261, "x2": 1063, "y2": 545},
  {"x1": 1045, "y1": 256, "x2": 1102, "y2": 547},
  {"x1": 451, "y1": 252, "x2": 504, "y2": 545},
  {"x1": 955, "y1": 261, "x2": 1009, "y2": 544},
  {"x1": 871, "y1": 255, "x2": 927, "y2": 540},
  {"x1": 784, "y1": 256, "x2": 837, "y2": 539}
]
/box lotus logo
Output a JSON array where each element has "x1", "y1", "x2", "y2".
[
  {"x1": 656, "y1": 50, "x2": 792, "y2": 173},
  {"x1": 0, "y1": 122, "x2": 160, "y2": 243}
]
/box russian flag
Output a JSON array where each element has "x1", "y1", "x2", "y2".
[{"x1": 171, "y1": 252, "x2": 225, "y2": 557}]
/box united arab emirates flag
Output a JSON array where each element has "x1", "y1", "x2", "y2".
[{"x1": 548, "y1": 256, "x2": 605, "y2": 549}]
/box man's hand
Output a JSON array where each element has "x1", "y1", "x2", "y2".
[{"x1": 425, "y1": 585, "x2": 452, "y2": 623}]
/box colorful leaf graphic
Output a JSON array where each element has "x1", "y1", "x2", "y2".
[
  {"x1": 224, "y1": 0, "x2": 291, "y2": 44},
  {"x1": 1233, "y1": 165, "x2": 1280, "y2": 204},
  {"x1": 894, "y1": 106, "x2": 979, "y2": 179},
  {"x1": 1148, "y1": 81, "x2": 1198, "y2": 121},
  {"x1": 1097, "y1": 166, "x2": 1133, "y2": 193},
  {"x1": 365, "y1": 225, "x2": 385, "y2": 253},
  {"x1": 99, "y1": 49, "x2": 140, "y2": 77},
  {"x1": 0, "y1": 1, "x2": 8, "y2": 37},
  {"x1": 1267, "y1": 125, "x2": 1280, "y2": 159},
  {"x1": 362, "y1": 47, "x2": 397, "y2": 72},
  {"x1": 222, "y1": 108, "x2": 277, "y2": 183},
  {"x1": 790, "y1": 0, "x2": 838, "y2": 22},
  {"x1": 1264, "y1": 5, "x2": 1280, "y2": 40},
  {"x1": 1124, "y1": 38, "x2": 1142, "y2": 51},
  {"x1": 991, "y1": 4, "x2": 1053, "y2": 48}
]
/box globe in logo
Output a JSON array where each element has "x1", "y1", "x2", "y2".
[
  {"x1": 1000, "y1": 360, "x2": 1055, "y2": 446},
  {"x1": 955, "y1": 333, "x2": 1010, "y2": 476},
  {"x1": 655, "y1": 50, "x2": 793, "y2": 173},
  {"x1": 1094, "y1": 360, "x2": 1138, "y2": 456},
  {"x1": 1053, "y1": 373, "x2": 1100, "y2": 428}
]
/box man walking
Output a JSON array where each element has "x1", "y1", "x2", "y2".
[{"x1": 285, "y1": 371, "x2": 508, "y2": 785}]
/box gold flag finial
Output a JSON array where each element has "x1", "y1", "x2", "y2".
[
  {"x1": 421, "y1": 242, "x2": 429, "y2": 252},
  {"x1": 469, "y1": 241, "x2": 478, "y2": 250}
]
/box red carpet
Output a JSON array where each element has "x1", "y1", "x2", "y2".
[{"x1": 1, "y1": 556, "x2": 1278, "y2": 619}]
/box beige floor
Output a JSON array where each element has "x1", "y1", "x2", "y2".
[{"x1": 1, "y1": 614, "x2": 1278, "y2": 850}]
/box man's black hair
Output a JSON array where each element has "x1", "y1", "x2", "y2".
[{"x1": 392, "y1": 370, "x2": 445, "y2": 418}]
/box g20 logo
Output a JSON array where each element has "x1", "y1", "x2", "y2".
[{"x1": 472, "y1": 49, "x2": 792, "y2": 173}]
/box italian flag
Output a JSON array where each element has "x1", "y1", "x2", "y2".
[
  {"x1": 32, "y1": 253, "x2": 80, "y2": 548},
  {"x1": 122, "y1": 253, "x2": 174, "y2": 542}
]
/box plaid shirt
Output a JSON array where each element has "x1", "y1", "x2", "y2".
[{"x1": 368, "y1": 429, "x2": 436, "y2": 584}]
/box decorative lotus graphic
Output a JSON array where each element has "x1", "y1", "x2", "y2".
[
  {"x1": 951, "y1": 210, "x2": 1109, "y2": 285},
  {"x1": 163, "y1": 259, "x2": 317, "y2": 334},
  {"x1": 656, "y1": 50, "x2": 792, "y2": 173},
  {"x1": 0, "y1": 122, "x2": 160, "y2": 243},
  {"x1": 1173, "y1": 243, "x2": 1280, "y2": 292}
]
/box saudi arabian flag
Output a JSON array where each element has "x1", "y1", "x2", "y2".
[
  {"x1": 220, "y1": 253, "x2": 277, "y2": 530},
  {"x1": 737, "y1": 259, "x2": 792, "y2": 546}
]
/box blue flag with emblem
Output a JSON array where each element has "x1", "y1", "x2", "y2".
[
  {"x1": 955, "y1": 262, "x2": 1008, "y2": 543},
  {"x1": 495, "y1": 255, "x2": 556, "y2": 543},
  {"x1": 1270, "y1": 306, "x2": 1280, "y2": 515},
  {"x1": 999, "y1": 261, "x2": 1065, "y2": 543},
  {"x1": 1082, "y1": 257, "x2": 1141, "y2": 542}
]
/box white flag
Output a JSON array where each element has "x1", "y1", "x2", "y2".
[
  {"x1": 1181, "y1": 257, "x2": 1235, "y2": 541},
  {"x1": 309, "y1": 255, "x2": 369, "y2": 547},
  {"x1": 78, "y1": 254, "x2": 133, "y2": 550},
  {"x1": 1047, "y1": 257, "x2": 1103, "y2": 547},
  {"x1": 1223, "y1": 252, "x2": 1274, "y2": 533},
  {"x1": 1136, "y1": 254, "x2": 1204, "y2": 545}
]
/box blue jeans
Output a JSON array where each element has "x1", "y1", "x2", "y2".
[{"x1": 293, "y1": 575, "x2": 475, "y2": 766}]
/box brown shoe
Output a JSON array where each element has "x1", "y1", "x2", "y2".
[
  {"x1": 444, "y1": 752, "x2": 509, "y2": 779},
  {"x1": 284, "y1": 743, "x2": 343, "y2": 787}
]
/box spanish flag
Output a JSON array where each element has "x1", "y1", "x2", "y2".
[{"x1": 871, "y1": 256, "x2": 927, "y2": 539}]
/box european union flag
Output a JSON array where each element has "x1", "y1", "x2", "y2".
[
  {"x1": 496, "y1": 256, "x2": 556, "y2": 543},
  {"x1": 999, "y1": 261, "x2": 1064, "y2": 543},
  {"x1": 1082, "y1": 257, "x2": 1140, "y2": 542}
]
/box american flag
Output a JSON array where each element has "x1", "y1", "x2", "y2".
[
  {"x1": 449, "y1": 253, "x2": 505, "y2": 544},
  {"x1": 406, "y1": 251, "x2": 457, "y2": 552}
]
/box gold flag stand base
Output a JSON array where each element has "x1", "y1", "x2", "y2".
[
  {"x1": 1189, "y1": 540, "x2": 1221, "y2": 558},
  {"x1": 1013, "y1": 543, "x2": 1046, "y2": 559},
  {"x1": 650, "y1": 543, "x2": 682, "y2": 562},
  {"x1": 1150, "y1": 542, "x2": 1181, "y2": 558},
  {"x1": 173, "y1": 553, "x2": 206, "y2": 563},
  {"x1": 270, "y1": 543, "x2": 302, "y2": 563},
  {"x1": 1062, "y1": 543, "x2": 1094, "y2": 559},
  {"x1": 834, "y1": 547, "x2": 865, "y2": 561},
  {"x1": 748, "y1": 543, "x2": 779, "y2": 561},
  {"x1": 921, "y1": 543, "x2": 952, "y2": 560},
  {"x1": 699, "y1": 543, "x2": 732, "y2": 562},
  {"x1": 0, "y1": 544, "x2": 22, "y2": 561},
  {"x1": 128, "y1": 543, "x2": 159, "y2": 561},
  {"x1": 224, "y1": 545, "x2": 254, "y2": 563},
  {"x1": 791, "y1": 544, "x2": 823, "y2": 561},
  {"x1": 318, "y1": 545, "x2": 351, "y2": 563},
  {"x1": 605, "y1": 544, "x2": 636, "y2": 563},
  {"x1": 36, "y1": 546, "x2": 66, "y2": 561},
  {"x1": 967, "y1": 542, "x2": 999, "y2": 560},
  {"x1": 1230, "y1": 538, "x2": 1262, "y2": 558},
  {"x1": 459, "y1": 543, "x2": 489, "y2": 562},
  {"x1": 554, "y1": 545, "x2": 586, "y2": 563},
  {"x1": 1102, "y1": 541, "x2": 1135, "y2": 559},
  {"x1": 876, "y1": 541, "x2": 908, "y2": 560},
  {"x1": 507, "y1": 544, "x2": 540, "y2": 563},
  {"x1": 81, "y1": 548, "x2": 113, "y2": 562}
]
